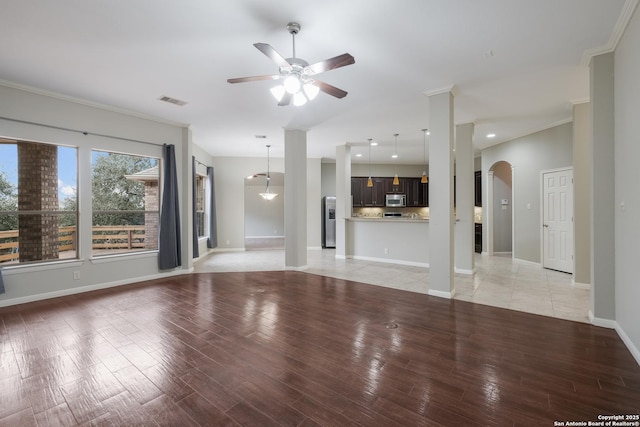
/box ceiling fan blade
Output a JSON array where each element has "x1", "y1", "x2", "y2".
[
  {"x1": 314, "y1": 80, "x2": 348, "y2": 99},
  {"x1": 254, "y1": 43, "x2": 291, "y2": 69},
  {"x1": 306, "y1": 53, "x2": 355, "y2": 75},
  {"x1": 227, "y1": 74, "x2": 282, "y2": 84},
  {"x1": 278, "y1": 92, "x2": 292, "y2": 106}
]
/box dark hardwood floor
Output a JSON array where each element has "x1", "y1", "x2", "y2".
[{"x1": 1, "y1": 271, "x2": 638, "y2": 426}]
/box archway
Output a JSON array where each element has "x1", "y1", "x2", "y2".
[
  {"x1": 486, "y1": 161, "x2": 514, "y2": 258},
  {"x1": 244, "y1": 171, "x2": 285, "y2": 250}
]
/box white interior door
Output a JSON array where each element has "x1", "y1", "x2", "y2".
[{"x1": 542, "y1": 169, "x2": 573, "y2": 273}]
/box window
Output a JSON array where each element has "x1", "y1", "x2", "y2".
[
  {"x1": 0, "y1": 139, "x2": 78, "y2": 265},
  {"x1": 91, "y1": 151, "x2": 159, "y2": 257},
  {"x1": 196, "y1": 174, "x2": 207, "y2": 238}
]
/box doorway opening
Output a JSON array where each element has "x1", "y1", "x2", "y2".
[
  {"x1": 244, "y1": 172, "x2": 285, "y2": 250},
  {"x1": 486, "y1": 161, "x2": 513, "y2": 257}
]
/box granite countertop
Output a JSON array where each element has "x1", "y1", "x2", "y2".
[{"x1": 347, "y1": 217, "x2": 429, "y2": 223}]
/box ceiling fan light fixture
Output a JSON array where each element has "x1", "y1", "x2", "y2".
[
  {"x1": 283, "y1": 74, "x2": 301, "y2": 94},
  {"x1": 270, "y1": 85, "x2": 285, "y2": 102},
  {"x1": 303, "y1": 82, "x2": 319, "y2": 100},
  {"x1": 292, "y1": 91, "x2": 307, "y2": 106}
]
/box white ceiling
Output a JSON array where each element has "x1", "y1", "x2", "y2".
[{"x1": 0, "y1": 0, "x2": 631, "y2": 164}]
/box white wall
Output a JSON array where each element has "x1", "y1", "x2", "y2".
[
  {"x1": 0, "y1": 84, "x2": 190, "y2": 306},
  {"x1": 614, "y1": 4, "x2": 640, "y2": 362},
  {"x1": 482, "y1": 123, "x2": 573, "y2": 263},
  {"x1": 244, "y1": 183, "x2": 285, "y2": 237},
  {"x1": 492, "y1": 162, "x2": 513, "y2": 252},
  {"x1": 211, "y1": 156, "x2": 321, "y2": 250}
]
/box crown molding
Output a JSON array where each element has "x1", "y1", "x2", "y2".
[
  {"x1": 580, "y1": 0, "x2": 639, "y2": 66},
  {"x1": 0, "y1": 79, "x2": 189, "y2": 128},
  {"x1": 423, "y1": 84, "x2": 458, "y2": 98}
]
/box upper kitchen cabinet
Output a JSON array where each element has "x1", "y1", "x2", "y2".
[
  {"x1": 365, "y1": 178, "x2": 386, "y2": 207},
  {"x1": 351, "y1": 177, "x2": 364, "y2": 207},
  {"x1": 406, "y1": 177, "x2": 428, "y2": 207},
  {"x1": 352, "y1": 177, "x2": 385, "y2": 207},
  {"x1": 474, "y1": 171, "x2": 482, "y2": 207},
  {"x1": 384, "y1": 177, "x2": 406, "y2": 194}
]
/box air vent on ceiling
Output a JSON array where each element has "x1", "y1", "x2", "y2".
[{"x1": 158, "y1": 95, "x2": 188, "y2": 106}]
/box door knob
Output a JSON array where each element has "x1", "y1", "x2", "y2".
[{"x1": 543, "y1": 224, "x2": 548, "y2": 228}]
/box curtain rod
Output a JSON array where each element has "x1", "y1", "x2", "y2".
[
  {"x1": 194, "y1": 158, "x2": 210, "y2": 168},
  {"x1": 0, "y1": 116, "x2": 164, "y2": 147}
]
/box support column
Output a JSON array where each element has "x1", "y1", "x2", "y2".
[
  {"x1": 427, "y1": 88, "x2": 455, "y2": 298},
  {"x1": 17, "y1": 141, "x2": 59, "y2": 262},
  {"x1": 486, "y1": 170, "x2": 494, "y2": 256},
  {"x1": 589, "y1": 53, "x2": 615, "y2": 324},
  {"x1": 573, "y1": 101, "x2": 591, "y2": 286},
  {"x1": 285, "y1": 129, "x2": 307, "y2": 270},
  {"x1": 454, "y1": 122, "x2": 474, "y2": 274},
  {"x1": 335, "y1": 145, "x2": 351, "y2": 259}
]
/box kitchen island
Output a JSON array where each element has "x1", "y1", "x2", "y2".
[{"x1": 345, "y1": 217, "x2": 430, "y2": 267}]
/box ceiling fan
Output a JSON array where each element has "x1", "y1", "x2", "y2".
[{"x1": 227, "y1": 22, "x2": 355, "y2": 106}]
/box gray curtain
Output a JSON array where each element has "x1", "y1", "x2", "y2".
[
  {"x1": 158, "y1": 144, "x2": 182, "y2": 270},
  {"x1": 0, "y1": 270, "x2": 4, "y2": 294},
  {"x1": 207, "y1": 166, "x2": 218, "y2": 248},
  {"x1": 192, "y1": 156, "x2": 199, "y2": 258}
]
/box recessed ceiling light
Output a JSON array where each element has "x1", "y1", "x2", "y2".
[
  {"x1": 355, "y1": 153, "x2": 362, "y2": 157},
  {"x1": 391, "y1": 154, "x2": 398, "y2": 159},
  {"x1": 487, "y1": 133, "x2": 496, "y2": 138},
  {"x1": 370, "y1": 141, "x2": 378, "y2": 146}
]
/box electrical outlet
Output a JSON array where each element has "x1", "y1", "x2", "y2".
[{"x1": 73, "y1": 271, "x2": 80, "y2": 280}]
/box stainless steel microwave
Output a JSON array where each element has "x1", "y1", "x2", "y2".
[{"x1": 385, "y1": 194, "x2": 406, "y2": 207}]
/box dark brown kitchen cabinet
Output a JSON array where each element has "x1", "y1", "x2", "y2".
[
  {"x1": 384, "y1": 177, "x2": 405, "y2": 194},
  {"x1": 365, "y1": 178, "x2": 386, "y2": 207},
  {"x1": 475, "y1": 223, "x2": 482, "y2": 253},
  {"x1": 351, "y1": 177, "x2": 364, "y2": 207},
  {"x1": 474, "y1": 171, "x2": 482, "y2": 207},
  {"x1": 406, "y1": 177, "x2": 428, "y2": 207},
  {"x1": 352, "y1": 177, "x2": 385, "y2": 207}
]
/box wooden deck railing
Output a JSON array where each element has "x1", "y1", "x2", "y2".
[{"x1": 0, "y1": 226, "x2": 147, "y2": 263}]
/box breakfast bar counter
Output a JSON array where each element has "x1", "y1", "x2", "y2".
[{"x1": 344, "y1": 217, "x2": 430, "y2": 267}]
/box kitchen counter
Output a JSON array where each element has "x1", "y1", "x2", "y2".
[
  {"x1": 347, "y1": 217, "x2": 429, "y2": 223},
  {"x1": 345, "y1": 217, "x2": 430, "y2": 268}
]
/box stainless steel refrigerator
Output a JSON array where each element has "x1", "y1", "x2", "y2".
[{"x1": 322, "y1": 196, "x2": 336, "y2": 248}]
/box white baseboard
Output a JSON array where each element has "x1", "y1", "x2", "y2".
[
  {"x1": 351, "y1": 255, "x2": 429, "y2": 269},
  {"x1": 245, "y1": 235, "x2": 285, "y2": 239},
  {"x1": 615, "y1": 323, "x2": 640, "y2": 367},
  {"x1": 428, "y1": 288, "x2": 456, "y2": 299},
  {"x1": 571, "y1": 280, "x2": 591, "y2": 290},
  {"x1": 454, "y1": 267, "x2": 475, "y2": 275},
  {"x1": 588, "y1": 310, "x2": 617, "y2": 329},
  {"x1": 285, "y1": 265, "x2": 308, "y2": 271},
  {"x1": 0, "y1": 268, "x2": 191, "y2": 308},
  {"x1": 588, "y1": 312, "x2": 640, "y2": 367}
]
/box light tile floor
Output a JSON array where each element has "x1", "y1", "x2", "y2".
[{"x1": 194, "y1": 249, "x2": 591, "y2": 323}]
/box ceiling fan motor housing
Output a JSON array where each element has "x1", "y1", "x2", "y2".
[{"x1": 287, "y1": 22, "x2": 300, "y2": 35}]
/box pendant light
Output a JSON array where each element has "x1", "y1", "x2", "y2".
[
  {"x1": 367, "y1": 138, "x2": 373, "y2": 187},
  {"x1": 259, "y1": 145, "x2": 278, "y2": 200},
  {"x1": 421, "y1": 128, "x2": 429, "y2": 184},
  {"x1": 392, "y1": 133, "x2": 399, "y2": 186}
]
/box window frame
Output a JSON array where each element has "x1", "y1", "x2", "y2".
[{"x1": 90, "y1": 149, "x2": 161, "y2": 258}]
